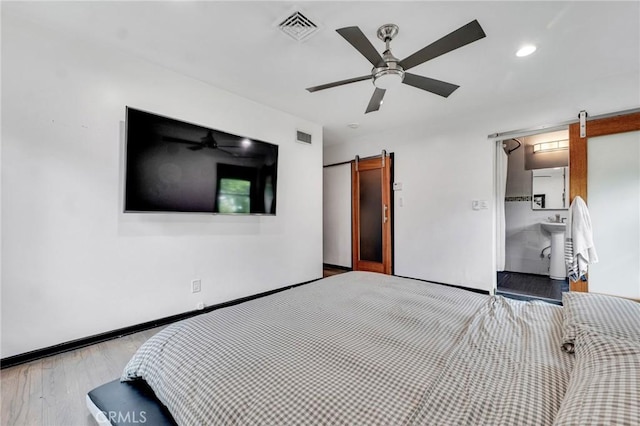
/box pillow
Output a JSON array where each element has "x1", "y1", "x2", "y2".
[
  {"x1": 561, "y1": 291, "x2": 640, "y2": 353},
  {"x1": 553, "y1": 329, "x2": 639, "y2": 425}
]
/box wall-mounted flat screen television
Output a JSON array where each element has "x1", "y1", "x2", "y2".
[{"x1": 124, "y1": 107, "x2": 278, "y2": 214}]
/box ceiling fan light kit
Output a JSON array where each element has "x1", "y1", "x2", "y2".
[
  {"x1": 306, "y1": 20, "x2": 486, "y2": 114},
  {"x1": 373, "y1": 68, "x2": 404, "y2": 89}
]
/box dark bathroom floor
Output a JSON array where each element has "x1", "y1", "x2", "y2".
[{"x1": 497, "y1": 271, "x2": 569, "y2": 304}]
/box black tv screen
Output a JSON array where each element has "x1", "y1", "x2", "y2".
[{"x1": 124, "y1": 107, "x2": 278, "y2": 214}]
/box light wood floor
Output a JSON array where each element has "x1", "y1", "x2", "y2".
[
  {"x1": 323, "y1": 265, "x2": 350, "y2": 278},
  {"x1": 1, "y1": 326, "x2": 165, "y2": 426}
]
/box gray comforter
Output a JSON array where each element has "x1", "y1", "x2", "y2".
[{"x1": 122, "y1": 272, "x2": 574, "y2": 425}]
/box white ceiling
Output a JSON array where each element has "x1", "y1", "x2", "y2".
[{"x1": 4, "y1": 1, "x2": 639, "y2": 145}]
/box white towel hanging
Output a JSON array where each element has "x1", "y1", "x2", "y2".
[{"x1": 565, "y1": 196, "x2": 599, "y2": 281}]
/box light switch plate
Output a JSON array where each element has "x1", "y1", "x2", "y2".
[{"x1": 472, "y1": 200, "x2": 489, "y2": 210}]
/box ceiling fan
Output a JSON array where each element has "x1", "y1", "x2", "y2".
[
  {"x1": 163, "y1": 131, "x2": 248, "y2": 156},
  {"x1": 306, "y1": 20, "x2": 486, "y2": 113}
]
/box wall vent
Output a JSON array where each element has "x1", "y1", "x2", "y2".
[
  {"x1": 296, "y1": 130, "x2": 312, "y2": 144},
  {"x1": 278, "y1": 11, "x2": 319, "y2": 42}
]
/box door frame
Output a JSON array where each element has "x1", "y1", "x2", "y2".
[{"x1": 322, "y1": 160, "x2": 353, "y2": 271}]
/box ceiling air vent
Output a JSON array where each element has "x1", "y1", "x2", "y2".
[{"x1": 278, "y1": 11, "x2": 319, "y2": 42}]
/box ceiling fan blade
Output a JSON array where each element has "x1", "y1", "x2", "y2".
[
  {"x1": 306, "y1": 75, "x2": 372, "y2": 93},
  {"x1": 365, "y1": 88, "x2": 386, "y2": 114},
  {"x1": 336, "y1": 27, "x2": 384, "y2": 67},
  {"x1": 402, "y1": 73, "x2": 459, "y2": 98},
  {"x1": 163, "y1": 135, "x2": 198, "y2": 145},
  {"x1": 217, "y1": 148, "x2": 240, "y2": 156},
  {"x1": 399, "y1": 19, "x2": 486, "y2": 71}
]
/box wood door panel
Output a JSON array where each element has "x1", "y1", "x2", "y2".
[
  {"x1": 568, "y1": 111, "x2": 640, "y2": 292},
  {"x1": 352, "y1": 156, "x2": 392, "y2": 274}
]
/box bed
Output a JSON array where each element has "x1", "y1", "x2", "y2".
[{"x1": 87, "y1": 271, "x2": 640, "y2": 425}]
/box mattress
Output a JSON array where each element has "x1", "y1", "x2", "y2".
[{"x1": 108, "y1": 271, "x2": 574, "y2": 425}]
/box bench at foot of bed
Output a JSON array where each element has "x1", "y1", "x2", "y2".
[{"x1": 86, "y1": 379, "x2": 175, "y2": 426}]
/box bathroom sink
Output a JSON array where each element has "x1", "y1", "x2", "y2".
[
  {"x1": 541, "y1": 221, "x2": 566, "y2": 234},
  {"x1": 540, "y1": 221, "x2": 567, "y2": 280}
]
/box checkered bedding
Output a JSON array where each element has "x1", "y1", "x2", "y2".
[
  {"x1": 561, "y1": 291, "x2": 640, "y2": 353},
  {"x1": 122, "y1": 272, "x2": 574, "y2": 425},
  {"x1": 553, "y1": 328, "x2": 640, "y2": 425}
]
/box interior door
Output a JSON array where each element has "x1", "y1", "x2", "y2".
[
  {"x1": 351, "y1": 155, "x2": 392, "y2": 274},
  {"x1": 569, "y1": 111, "x2": 640, "y2": 293}
]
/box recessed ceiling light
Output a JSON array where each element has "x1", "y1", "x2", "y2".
[
  {"x1": 241, "y1": 138, "x2": 252, "y2": 147},
  {"x1": 516, "y1": 45, "x2": 537, "y2": 57}
]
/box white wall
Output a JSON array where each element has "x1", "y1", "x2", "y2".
[
  {"x1": 324, "y1": 73, "x2": 639, "y2": 293},
  {"x1": 1, "y1": 14, "x2": 323, "y2": 358},
  {"x1": 588, "y1": 131, "x2": 640, "y2": 299},
  {"x1": 325, "y1": 127, "x2": 495, "y2": 291},
  {"x1": 323, "y1": 164, "x2": 352, "y2": 268}
]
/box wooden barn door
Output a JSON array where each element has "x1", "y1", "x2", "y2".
[
  {"x1": 569, "y1": 111, "x2": 640, "y2": 294},
  {"x1": 351, "y1": 153, "x2": 392, "y2": 274}
]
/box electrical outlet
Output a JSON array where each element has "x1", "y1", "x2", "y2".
[{"x1": 191, "y1": 279, "x2": 201, "y2": 293}]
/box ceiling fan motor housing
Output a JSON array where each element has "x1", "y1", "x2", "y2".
[{"x1": 373, "y1": 24, "x2": 404, "y2": 89}]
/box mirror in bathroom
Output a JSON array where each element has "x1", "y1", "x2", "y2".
[{"x1": 531, "y1": 166, "x2": 568, "y2": 210}]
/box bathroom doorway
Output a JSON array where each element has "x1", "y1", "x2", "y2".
[{"x1": 497, "y1": 129, "x2": 570, "y2": 303}]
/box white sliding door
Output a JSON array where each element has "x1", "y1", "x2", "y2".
[
  {"x1": 587, "y1": 131, "x2": 640, "y2": 298},
  {"x1": 323, "y1": 163, "x2": 352, "y2": 268}
]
